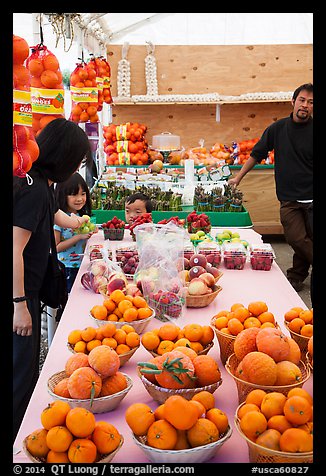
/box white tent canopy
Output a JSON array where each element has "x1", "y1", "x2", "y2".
[{"x1": 13, "y1": 13, "x2": 313, "y2": 70}]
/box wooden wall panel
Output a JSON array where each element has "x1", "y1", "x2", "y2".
[
  {"x1": 111, "y1": 102, "x2": 293, "y2": 148},
  {"x1": 107, "y1": 44, "x2": 312, "y2": 96}
]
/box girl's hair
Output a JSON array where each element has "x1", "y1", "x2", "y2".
[
  {"x1": 54, "y1": 172, "x2": 92, "y2": 216},
  {"x1": 33, "y1": 118, "x2": 92, "y2": 183}
]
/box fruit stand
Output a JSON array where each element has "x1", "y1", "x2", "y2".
[{"x1": 13, "y1": 227, "x2": 313, "y2": 464}]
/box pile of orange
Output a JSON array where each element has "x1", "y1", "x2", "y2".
[
  {"x1": 236, "y1": 388, "x2": 313, "y2": 453},
  {"x1": 141, "y1": 322, "x2": 214, "y2": 355},
  {"x1": 284, "y1": 307, "x2": 313, "y2": 337},
  {"x1": 70, "y1": 62, "x2": 99, "y2": 123},
  {"x1": 68, "y1": 322, "x2": 140, "y2": 356},
  {"x1": 53, "y1": 345, "x2": 129, "y2": 401},
  {"x1": 90, "y1": 291, "x2": 153, "y2": 323},
  {"x1": 231, "y1": 326, "x2": 304, "y2": 387},
  {"x1": 212, "y1": 301, "x2": 278, "y2": 336},
  {"x1": 25, "y1": 401, "x2": 121, "y2": 463},
  {"x1": 125, "y1": 392, "x2": 229, "y2": 450}
]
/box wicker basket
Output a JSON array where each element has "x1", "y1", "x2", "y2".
[
  {"x1": 23, "y1": 434, "x2": 124, "y2": 463},
  {"x1": 90, "y1": 310, "x2": 154, "y2": 334},
  {"x1": 306, "y1": 351, "x2": 313, "y2": 372},
  {"x1": 66, "y1": 342, "x2": 139, "y2": 367},
  {"x1": 103, "y1": 228, "x2": 125, "y2": 241},
  {"x1": 210, "y1": 317, "x2": 236, "y2": 365},
  {"x1": 225, "y1": 353, "x2": 311, "y2": 404},
  {"x1": 234, "y1": 407, "x2": 313, "y2": 463},
  {"x1": 132, "y1": 425, "x2": 232, "y2": 463},
  {"x1": 47, "y1": 371, "x2": 133, "y2": 413},
  {"x1": 148, "y1": 341, "x2": 214, "y2": 359},
  {"x1": 284, "y1": 320, "x2": 310, "y2": 356},
  {"x1": 137, "y1": 368, "x2": 222, "y2": 404},
  {"x1": 186, "y1": 285, "x2": 222, "y2": 308}
]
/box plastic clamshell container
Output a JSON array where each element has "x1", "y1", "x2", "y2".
[
  {"x1": 183, "y1": 241, "x2": 195, "y2": 260},
  {"x1": 152, "y1": 132, "x2": 181, "y2": 151},
  {"x1": 222, "y1": 242, "x2": 247, "y2": 270},
  {"x1": 115, "y1": 242, "x2": 139, "y2": 276},
  {"x1": 197, "y1": 241, "x2": 222, "y2": 267},
  {"x1": 250, "y1": 243, "x2": 275, "y2": 271}
]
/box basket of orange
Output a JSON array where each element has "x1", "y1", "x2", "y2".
[
  {"x1": 225, "y1": 326, "x2": 311, "y2": 404},
  {"x1": 137, "y1": 350, "x2": 222, "y2": 404},
  {"x1": 234, "y1": 388, "x2": 313, "y2": 463},
  {"x1": 211, "y1": 301, "x2": 280, "y2": 365},
  {"x1": 283, "y1": 307, "x2": 313, "y2": 357},
  {"x1": 47, "y1": 346, "x2": 133, "y2": 413},
  {"x1": 23, "y1": 401, "x2": 123, "y2": 463},
  {"x1": 141, "y1": 322, "x2": 214, "y2": 359},
  {"x1": 67, "y1": 322, "x2": 141, "y2": 367},
  {"x1": 125, "y1": 393, "x2": 232, "y2": 463},
  {"x1": 90, "y1": 290, "x2": 154, "y2": 334},
  {"x1": 306, "y1": 336, "x2": 313, "y2": 372}
]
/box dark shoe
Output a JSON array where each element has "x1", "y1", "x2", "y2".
[{"x1": 288, "y1": 278, "x2": 304, "y2": 292}]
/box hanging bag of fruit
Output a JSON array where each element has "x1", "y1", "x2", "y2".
[
  {"x1": 26, "y1": 32, "x2": 65, "y2": 137},
  {"x1": 69, "y1": 59, "x2": 99, "y2": 124},
  {"x1": 13, "y1": 34, "x2": 40, "y2": 178},
  {"x1": 94, "y1": 55, "x2": 113, "y2": 109}
]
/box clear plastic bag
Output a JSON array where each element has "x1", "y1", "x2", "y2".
[
  {"x1": 134, "y1": 222, "x2": 187, "y2": 321},
  {"x1": 80, "y1": 254, "x2": 128, "y2": 294}
]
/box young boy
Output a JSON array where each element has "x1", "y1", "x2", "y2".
[{"x1": 125, "y1": 192, "x2": 153, "y2": 224}]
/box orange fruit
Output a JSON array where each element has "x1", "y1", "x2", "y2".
[
  {"x1": 283, "y1": 396, "x2": 312, "y2": 426},
  {"x1": 199, "y1": 325, "x2": 214, "y2": 346},
  {"x1": 287, "y1": 388, "x2": 313, "y2": 406},
  {"x1": 239, "y1": 411, "x2": 268, "y2": 440},
  {"x1": 158, "y1": 323, "x2": 180, "y2": 341},
  {"x1": 118, "y1": 299, "x2": 133, "y2": 314},
  {"x1": 227, "y1": 318, "x2": 244, "y2": 336},
  {"x1": 245, "y1": 389, "x2": 267, "y2": 407},
  {"x1": 13, "y1": 35, "x2": 30, "y2": 64},
  {"x1": 237, "y1": 403, "x2": 261, "y2": 419},
  {"x1": 243, "y1": 317, "x2": 261, "y2": 329},
  {"x1": 110, "y1": 289, "x2": 126, "y2": 304},
  {"x1": 103, "y1": 299, "x2": 116, "y2": 313},
  {"x1": 156, "y1": 340, "x2": 175, "y2": 355},
  {"x1": 206, "y1": 408, "x2": 229, "y2": 434},
  {"x1": 65, "y1": 407, "x2": 96, "y2": 438},
  {"x1": 41, "y1": 70, "x2": 59, "y2": 88},
  {"x1": 80, "y1": 326, "x2": 97, "y2": 342},
  {"x1": 123, "y1": 307, "x2": 138, "y2": 322},
  {"x1": 26, "y1": 428, "x2": 49, "y2": 459},
  {"x1": 191, "y1": 391, "x2": 215, "y2": 411},
  {"x1": 256, "y1": 429, "x2": 281, "y2": 450},
  {"x1": 141, "y1": 331, "x2": 160, "y2": 351},
  {"x1": 279, "y1": 428, "x2": 313, "y2": 453},
  {"x1": 132, "y1": 296, "x2": 148, "y2": 308},
  {"x1": 147, "y1": 420, "x2": 178, "y2": 450},
  {"x1": 46, "y1": 450, "x2": 69, "y2": 463},
  {"x1": 68, "y1": 438, "x2": 97, "y2": 463},
  {"x1": 113, "y1": 329, "x2": 127, "y2": 345},
  {"x1": 230, "y1": 303, "x2": 245, "y2": 312},
  {"x1": 137, "y1": 307, "x2": 153, "y2": 319},
  {"x1": 86, "y1": 339, "x2": 102, "y2": 352},
  {"x1": 91, "y1": 305, "x2": 107, "y2": 320},
  {"x1": 102, "y1": 337, "x2": 118, "y2": 349},
  {"x1": 101, "y1": 322, "x2": 117, "y2": 338},
  {"x1": 233, "y1": 307, "x2": 251, "y2": 323},
  {"x1": 300, "y1": 324, "x2": 313, "y2": 337},
  {"x1": 288, "y1": 318, "x2": 305, "y2": 334},
  {"x1": 260, "y1": 392, "x2": 287, "y2": 420},
  {"x1": 91, "y1": 421, "x2": 121, "y2": 454},
  {"x1": 41, "y1": 401, "x2": 71, "y2": 430},
  {"x1": 125, "y1": 331, "x2": 140, "y2": 348},
  {"x1": 125, "y1": 403, "x2": 155, "y2": 436},
  {"x1": 120, "y1": 324, "x2": 135, "y2": 334},
  {"x1": 183, "y1": 323, "x2": 204, "y2": 342},
  {"x1": 46, "y1": 425, "x2": 73, "y2": 452},
  {"x1": 68, "y1": 329, "x2": 82, "y2": 345},
  {"x1": 248, "y1": 301, "x2": 268, "y2": 316},
  {"x1": 267, "y1": 415, "x2": 293, "y2": 434},
  {"x1": 163, "y1": 395, "x2": 199, "y2": 430},
  {"x1": 187, "y1": 418, "x2": 219, "y2": 447},
  {"x1": 28, "y1": 58, "x2": 44, "y2": 77},
  {"x1": 73, "y1": 341, "x2": 87, "y2": 353},
  {"x1": 43, "y1": 54, "x2": 60, "y2": 72},
  {"x1": 189, "y1": 400, "x2": 206, "y2": 418},
  {"x1": 299, "y1": 309, "x2": 313, "y2": 324},
  {"x1": 116, "y1": 343, "x2": 131, "y2": 355},
  {"x1": 258, "y1": 312, "x2": 275, "y2": 324}
]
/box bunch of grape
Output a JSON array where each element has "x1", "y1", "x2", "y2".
[{"x1": 74, "y1": 215, "x2": 96, "y2": 234}]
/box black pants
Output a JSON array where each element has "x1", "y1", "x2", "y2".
[
  {"x1": 280, "y1": 201, "x2": 313, "y2": 282},
  {"x1": 13, "y1": 296, "x2": 41, "y2": 442},
  {"x1": 65, "y1": 267, "x2": 79, "y2": 294}
]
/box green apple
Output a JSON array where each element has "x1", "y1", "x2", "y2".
[
  {"x1": 217, "y1": 233, "x2": 225, "y2": 241},
  {"x1": 82, "y1": 214, "x2": 90, "y2": 221},
  {"x1": 221, "y1": 232, "x2": 231, "y2": 240},
  {"x1": 231, "y1": 237, "x2": 241, "y2": 243},
  {"x1": 197, "y1": 230, "x2": 206, "y2": 237},
  {"x1": 231, "y1": 232, "x2": 240, "y2": 238}
]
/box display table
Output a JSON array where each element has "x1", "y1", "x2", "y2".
[{"x1": 13, "y1": 228, "x2": 312, "y2": 464}]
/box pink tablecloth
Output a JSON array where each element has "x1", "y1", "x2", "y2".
[{"x1": 13, "y1": 227, "x2": 312, "y2": 463}]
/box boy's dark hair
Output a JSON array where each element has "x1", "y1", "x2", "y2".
[
  {"x1": 292, "y1": 83, "x2": 313, "y2": 102},
  {"x1": 125, "y1": 192, "x2": 153, "y2": 212},
  {"x1": 54, "y1": 172, "x2": 92, "y2": 216}
]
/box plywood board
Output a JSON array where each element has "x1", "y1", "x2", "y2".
[{"x1": 107, "y1": 44, "x2": 312, "y2": 96}]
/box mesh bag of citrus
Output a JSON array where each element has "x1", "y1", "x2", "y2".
[
  {"x1": 69, "y1": 62, "x2": 99, "y2": 123},
  {"x1": 26, "y1": 43, "x2": 65, "y2": 136},
  {"x1": 13, "y1": 34, "x2": 40, "y2": 177}
]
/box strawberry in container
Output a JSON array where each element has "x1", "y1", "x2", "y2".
[
  {"x1": 26, "y1": 43, "x2": 65, "y2": 136},
  {"x1": 102, "y1": 216, "x2": 126, "y2": 240},
  {"x1": 197, "y1": 241, "x2": 222, "y2": 268},
  {"x1": 128, "y1": 213, "x2": 153, "y2": 241},
  {"x1": 157, "y1": 216, "x2": 186, "y2": 227},
  {"x1": 250, "y1": 243, "x2": 275, "y2": 271},
  {"x1": 187, "y1": 210, "x2": 211, "y2": 234},
  {"x1": 69, "y1": 61, "x2": 99, "y2": 124},
  {"x1": 222, "y1": 242, "x2": 247, "y2": 270},
  {"x1": 13, "y1": 34, "x2": 40, "y2": 177}
]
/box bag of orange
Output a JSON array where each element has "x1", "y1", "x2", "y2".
[
  {"x1": 13, "y1": 34, "x2": 40, "y2": 177},
  {"x1": 70, "y1": 61, "x2": 99, "y2": 124},
  {"x1": 94, "y1": 56, "x2": 113, "y2": 109},
  {"x1": 26, "y1": 43, "x2": 65, "y2": 136}
]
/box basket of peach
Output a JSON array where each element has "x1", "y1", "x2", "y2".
[
  {"x1": 125, "y1": 392, "x2": 232, "y2": 463},
  {"x1": 211, "y1": 301, "x2": 280, "y2": 365},
  {"x1": 225, "y1": 326, "x2": 311, "y2": 404},
  {"x1": 284, "y1": 306, "x2": 313, "y2": 357},
  {"x1": 141, "y1": 322, "x2": 215, "y2": 358},
  {"x1": 23, "y1": 401, "x2": 123, "y2": 463},
  {"x1": 67, "y1": 322, "x2": 141, "y2": 367},
  {"x1": 137, "y1": 349, "x2": 222, "y2": 404},
  {"x1": 90, "y1": 289, "x2": 154, "y2": 334},
  {"x1": 47, "y1": 346, "x2": 133, "y2": 413},
  {"x1": 234, "y1": 388, "x2": 313, "y2": 463}
]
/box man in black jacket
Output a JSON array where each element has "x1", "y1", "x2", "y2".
[{"x1": 229, "y1": 83, "x2": 313, "y2": 299}]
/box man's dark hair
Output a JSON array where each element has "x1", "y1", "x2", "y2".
[
  {"x1": 292, "y1": 83, "x2": 313, "y2": 102},
  {"x1": 125, "y1": 192, "x2": 153, "y2": 212}
]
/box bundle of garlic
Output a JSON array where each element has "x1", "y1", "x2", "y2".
[
  {"x1": 145, "y1": 41, "x2": 158, "y2": 96},
  {"x1": 117, "y1": 42, "x2": 131, "y2": 99}
]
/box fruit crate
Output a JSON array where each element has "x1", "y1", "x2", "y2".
[{"x1": 91, "y1": 207, "x2": 252, "y2": 227}]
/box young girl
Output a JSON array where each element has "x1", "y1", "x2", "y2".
[{"x1": 54, "y1": 173, "x2": 96, "y2": 293}]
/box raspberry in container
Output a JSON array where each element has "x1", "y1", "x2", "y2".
[
  {"x1": 115, "y1": 242, "x2": 139, "y2": 278},
  {"x1": 222, "y1": 242, "x2": 247, "y2": 270},
  {"x1": 250, "y1": 243, "x2": 275, "y2": 271},
  {"x1": 197, "y1": 241, "x2": 222, "y2": 267},
  {"x1": 183, "y1": 241, "x2": 195, "y2": 260}
]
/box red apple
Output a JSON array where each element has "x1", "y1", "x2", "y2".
[
  {"x1": 107, "y1": 277, "x2": 127, "y2": 294},
  {"x1": 198, "y1": 272, "x2": 215, "y2": 288},
  {"x1": 189, "y1": 253, "x2": 207, "y2": 269},
  {"x1": 189, "y1": 266, "x2": 206, "y2": 281},
  {"x1": 187, "y1": 278, "x2": 210, "y2": 296}
]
